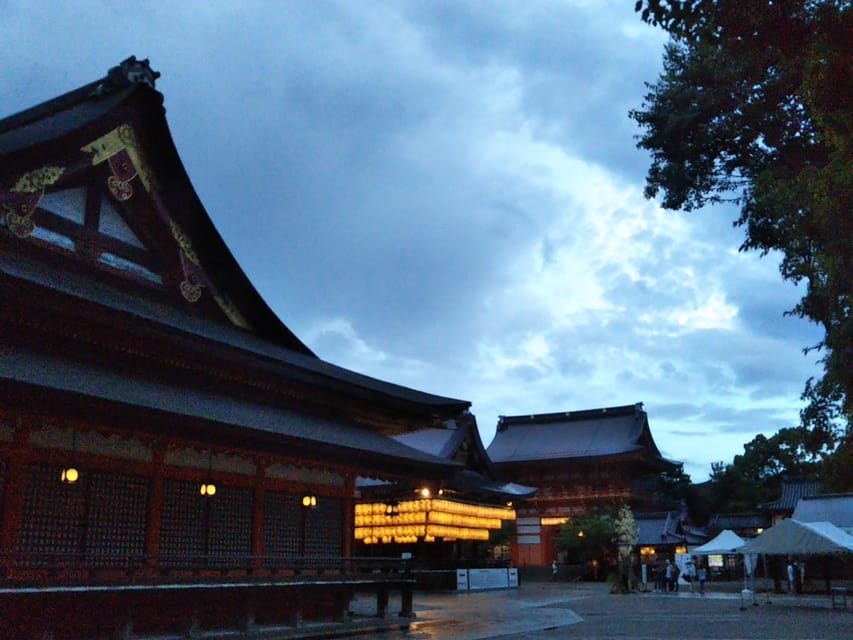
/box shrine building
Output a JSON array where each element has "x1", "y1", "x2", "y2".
[
  {"x1": 486, "y1": 403, "x2": 680, "y2": 567},
  {"x1": 0, "y1": 57, "x2": 474, "y2": 637},
  {"x1": 355, "y1": 413, "x2": 535, "y2": 584}
]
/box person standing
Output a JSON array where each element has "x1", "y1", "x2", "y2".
[
  {"x1": 787, "y1": 561, "x2": 796, "y2": 594},
  {"x1": 665, "y1": 559, "x2": 674, "y2": 592},
  {"x1": 698, "y1": 564, "x2": 707, "y2": 595},
  {"x1": 552, "y1": 560, "x2": 558, "y2": 581}
]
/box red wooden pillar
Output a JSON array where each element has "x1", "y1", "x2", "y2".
[
  {"x1": 342, "y1": 476, "x2": 355, "y2": 559},
  {"x1": 252, "y1": 465, "x2": 265, "y2": 562},
  {"x1": 144, "y1": 447, "x2": 165, "y2": 567},
  {"x1": 0, "y1": 415, "x2": 30, "y2": 555}
]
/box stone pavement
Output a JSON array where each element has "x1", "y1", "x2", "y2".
[{"x1": 335, "y1": 581, "x2": 853, "y2": 640}]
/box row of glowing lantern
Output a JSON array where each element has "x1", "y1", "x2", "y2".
[
  {"x1": 354, "y1": 511, "x2": 502, "y2": 529},
  {"x1": 355, "y1": 523, "x2": 491, "y2": 541},
  {"x1": 355, "y1": 499, "x2": 515, "y2": 521},
  {"x1": 362, "y1": 535, "x2": 437, "y2": 544}
]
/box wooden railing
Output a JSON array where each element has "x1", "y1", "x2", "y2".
[{"x1": 0, "y1": 553, "x2": 414, "y2": 588}]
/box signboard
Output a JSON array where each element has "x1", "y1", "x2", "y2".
[
  {"x1": 468, "y1": 568, "x2": 509, "y2": 590},
  {"x1": 456, "y1": 569, "x2": 469, "y2": 591},
  {"x1": 457, "y1": 568, "x2": 520, "y2": 591},
  {"x1": 508, "y1": 567, "x2": 519, "y2": 588}
]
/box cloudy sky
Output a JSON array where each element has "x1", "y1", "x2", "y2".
[{"x1": 3, "y1": 1, "x2": 823, "y2": 480}]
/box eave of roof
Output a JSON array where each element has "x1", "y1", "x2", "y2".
[
  {"x1": 0, "y1": 58, "x2": 470, "y2": 415},
  {"x1": 0, "y1": 343, "x2": 461, "y2": 475},
  {"x1": 487, "y1": 402, "x2": 678, "y2": 469},
  {"x1": 0, "y1": 57, "x2": 316, "y2": 356},
  {"x1": 0, "y1": 253, "x2": 470, "y2": 414},
  {"x1": 759, "y1": 479, "x2": 822, "y2": 511}
]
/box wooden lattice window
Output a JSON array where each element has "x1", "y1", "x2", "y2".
[
  {"x1": 304, "y1": 497, "x2": 343, "y2": 559},
  {"x1": 159, "y1": 478, "x2": 206, "y2": 567},
  {"x1": 160, "y1": 479, "x2": 255, "y2": 568},
  {"x1": 263, "y1": 492, "x2": 301, "y2": 558},
  {"x1": 85, "y1": 470, "x2": 148, "y2": 566},
  {"x1": 21, "y1": 464, "x2": 86, "y2": 558},
  {"x1": 207, "y1": 485, "x2": 252, "y2": 562},
  {"x1": 19, "y1": 465, "x2": 148, "y2": 566}
]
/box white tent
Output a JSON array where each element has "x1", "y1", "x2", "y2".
[
  {"x1": 740, "y1": 519, "x2": 853, "y2": 556},
  {"x1": 690, "y1": 529, "x2": 745, "y2": 555}
]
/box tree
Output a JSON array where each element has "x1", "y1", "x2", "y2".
[
  {"x1": 657, "y1": 466, "x2": 710, "y2": 524},
  {"x1": 708, "y1": 460, "x2": 765, "y2": 514},
  {"x1": 556, "y1": 513, "x2": 615, "y2": 565},
  {"x1": 707, "y1": 424, "x2": 836, "y2": 512},
  {"x1": 630, "y1": 1, "x2": 852, "y2": 433},
  {"x1": 613, "y1": 505, "x2": 640, "y2": 592}
]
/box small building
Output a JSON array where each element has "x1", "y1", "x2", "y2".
[
  {"x1": 635, "y1": 511, "x2": 707, "y2": 563},
  {"x1": 486, "y1": 403, "x2": 679, "y2": 567},
  {"x1": 355, "y1": 413, "x2": 535, "y2": 581},
  {"x1": 0, "y1": 57, "x2": 473, "y2": 637},
  {"x1": 705, "y1": 513, "x2": 769, "y2": 539},
  {"x1": 759, "y1": 477, "x2": 822, "y2": 526},
  {"x1": 792, "y1": 493, "x2": 853, "y2": 534}
]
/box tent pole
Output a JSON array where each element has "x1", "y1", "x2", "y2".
[{"x1": 762, "y1": 553, "x2": 771, "y2": 604}]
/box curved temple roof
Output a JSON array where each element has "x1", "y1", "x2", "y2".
[
  {"x1": 0, "y1": 56, "x2": 470, "y2": 417},
  {"x1": 487, "y1": 402, "x2": 678, "y2": 469}
]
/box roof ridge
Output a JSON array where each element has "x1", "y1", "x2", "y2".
[
  {"x1": 497, "y1": 402, "x2": 643, "y2": 429},
  {"x1": 0, "y1": 56, "x2": 159, "y2": 135}
]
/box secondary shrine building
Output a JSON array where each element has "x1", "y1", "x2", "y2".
[
  {"x1": 0, "y1": 57, "x2": 474, "y2": 637},
  {"x1": 355, "y1": 412, "x2": 535, "y2": 583},
  {"x1": 486, "y1": 403, "x2": 680, "y2": 567}
]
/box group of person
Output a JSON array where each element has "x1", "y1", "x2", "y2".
[{"x1": 651, "y1": 558, "x2": 707, "y2": 594}]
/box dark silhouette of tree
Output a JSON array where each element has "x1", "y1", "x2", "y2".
[{"x1": 630, "y1": 1, "x2": 852, "y2": 451}]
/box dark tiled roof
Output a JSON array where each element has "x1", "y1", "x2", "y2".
[
  {"x1": 0, "y1": 57, "x2": 470, "y2": 415},
  {"x1": 394, "y1": 427, "x2": 466, "y2": 459},
  {"x1": 793, "y1": 494, "x2": 853, "y2": 530},
  {"x1": 487, "y1": 403, "x2": 677, "y2": 467},
  {"x1": 0, "y1": 253, "x2": 470, "y2": 412},
  {"x1": 635, "y1": 512, "x2": 707, "y2": 546},
  {"x1": 356, "y1": 418, "x2": 537, "y2": 500},
  {"x1": 707, "y1": 513, "x2": 769, "y2": 531},
  {"x1": 0, "y1": 343, "x2": 460, "y2": 475},
  {"x1": 759, "y1": 478, "x2": 822, "y2": 512},
  {"x1": 394, "y1": 419, "x2": 538, "y2": 499},
  {"x1": 0, "y1": 57, "x2": 316, "y2": 356}
]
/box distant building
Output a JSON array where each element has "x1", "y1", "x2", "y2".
[
  {"x1": 355, "y1": 413, "x2": 535, "y2": 580},
  {"x1": 759, "y1": 477, "x2": 822, "y2": 525},
  {"x1": 635, "y1": 511, "x2": 707, "y2": 562},
  {"x1": 486, "y1": 403, "x2": 680, "y2": 567},
  {"x1": 705, "y1": 513, "x2": 769, "y2": 538},
  {"x1": 0, "y1": 57, "x2": 473, "y2": 636},
  {"x1": 792, "y1": 493, "x2": 853, "y2": 534}
]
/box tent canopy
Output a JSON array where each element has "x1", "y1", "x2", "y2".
[
  {"x1": 690, "y1": 529, "x2": 745, "y2": 555},
  {"x1": 739, "y1": 519, "x2": 853, "y2": 556}
]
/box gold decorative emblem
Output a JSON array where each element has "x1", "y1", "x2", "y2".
[
  {"x1": 1, "y1": 165, "x2": 65, "y2": 238},
  {"x1": 12, "y1": 166, "x2": 65, "y2": 193},
  {"x1": 170, "y1": 221, "x2": 200, "y2": 266},
  {"x1": 180, "y1": 279, "x2": 203, "y2": 303},
  {"x1": 82, "y1": 124, "x2": 154, "y2": 196},
  {"x1": 214, "y1": 295, "x2": 251, "y2": 330}
]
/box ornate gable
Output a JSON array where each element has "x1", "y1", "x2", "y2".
[
  {"x1": 1, "y1": 58, "x2": 316, "y2": 354},
  {"x1": 1, "y1": 121, "x2": 251, "y2": 331}
]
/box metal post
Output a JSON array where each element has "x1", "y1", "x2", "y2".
[
  {"x1": 377, "y1": 587, "x2": 389, "y2": 618},
  {"x1": 762, "y1": 553, "x2": 771, "y2": 604}
]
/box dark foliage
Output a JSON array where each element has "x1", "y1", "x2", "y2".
[{"x1": 630, "y1": 2, "x2": 852, "y2": 477}]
